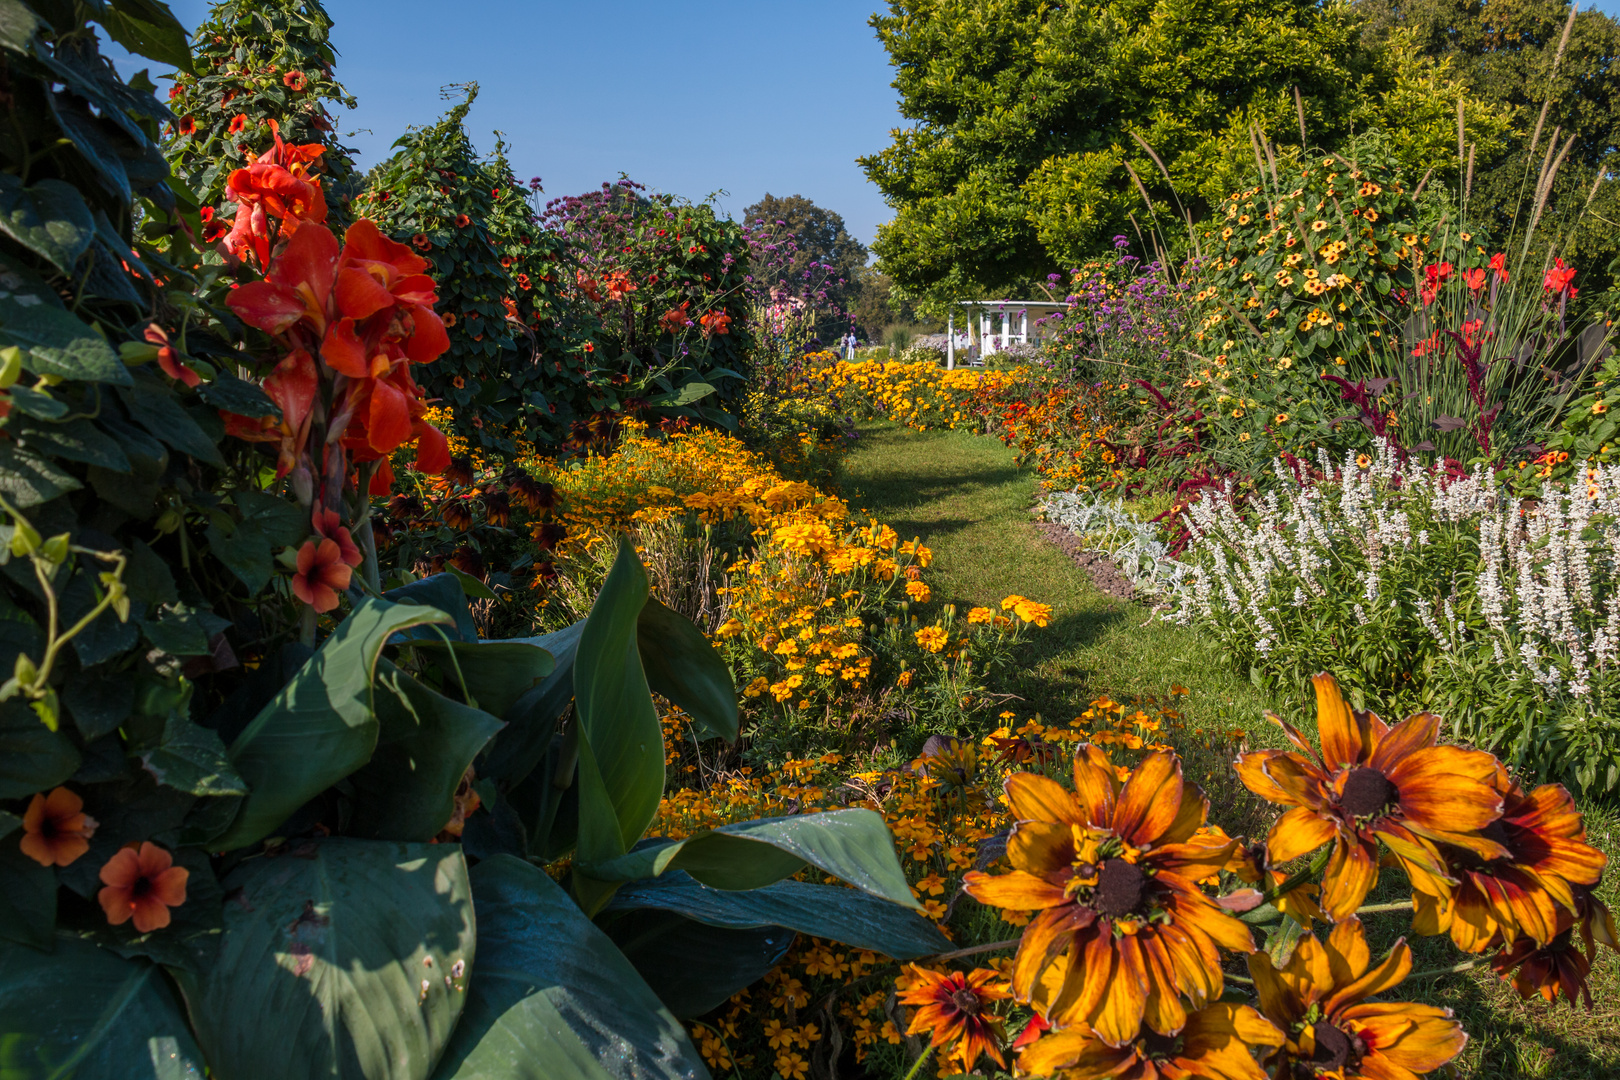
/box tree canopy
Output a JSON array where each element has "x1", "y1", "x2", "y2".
[
  {"x1": 861, "y1": 0, "x2": 1515, "y2": 301},
  {"x1": 743, "y1": 193, "x2": 869, "y2": 336}
]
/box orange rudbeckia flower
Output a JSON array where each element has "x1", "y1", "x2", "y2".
[
  {"x1": 1016, "y1": 1002, "x2": 1282, "y2": 1080},
  {"x1": 1490, "y1": 886, "x2": 1618, "y2": 1009},
  {"x1": 897, "y1": 965, "x2": 1009, "y2": 1073},
  {"x1": 98, "y1": 842, "x2": 189, "y2": 933},
  {"x1": 1414, "y1": 765, "x2": 1607, "y2": 952},
  {"x1": 1250, "y1": 917, "x2": 1466, "y2": 1080},
  {"x1": 20, "y1": 786, "x2": 98, "y2": 867},
  {"x1": 963, "y1": 747, "x2": 1250, "y2": 1046},
  {"x1": 1235, "y1": 674, "x2": 1506, "y2": 921}
]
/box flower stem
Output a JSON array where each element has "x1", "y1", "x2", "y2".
[
  {"x1": 1407, "y1": 957, "x2": 1484, "y2": 981},
  {"x1": 901, "y1": 1044, "x2": 935, "y2": 1080},
  {"x1": 930, "y1": 937, "x2": 1020, "y2": 963},
  {"x1": 1354, "y1": 901, "x2": 1414, "y2": 915}
]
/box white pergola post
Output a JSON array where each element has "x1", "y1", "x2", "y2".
[
  {"x1": 1020, "y1": 310, "x2": 1029, "y2": 344},
  {"x1": 946, "y1": 312, "x2": 955, "y2": 370},
  {"x1": 980, "y1": 311, "x2": 992, "y2": 354}
]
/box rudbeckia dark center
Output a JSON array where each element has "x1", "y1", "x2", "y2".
[
  {"x1": 1093, "y1": 858, "x2": 1147, "y2": 918},
  {"x1": 1138, "y1": 1029, "x2": 1181, "y2": 1061},
  {"x1": 950, "y1": 988, "x2": 981, "y2": 1015},
  {"x1": 1303, "y1": 1021, "x2": 1360, "y2": 1074},
  {"x1": 1339, "y1": 766, "x2": 1396, "y2": 819}
]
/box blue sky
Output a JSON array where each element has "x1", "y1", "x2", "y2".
[
  {"x1": 105, "y1": 1, "x2": 1620, "y2": 253},
  {"x1": 104, "y1": 1, "x2": 904, "y2": 248}
]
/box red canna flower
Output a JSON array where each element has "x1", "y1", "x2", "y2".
[
  {"x1": 660, "y1": 303, "x2": 691, "y2": 334},
  {"x1": 20, "y1": 786, "x2": 98, "y2": 867},
  {"x1": 228, "y1": 113, "x2": 248, "y2": 134},
  {"x1": 1544, "y1": 257, "x2": 1577, "y2": 295},
  {"x1": 291, "y1": 537, "x2": 352, "y2": 612},
  {"x1": 699, "y1": 310, "x2": 731, "y2": 336},
  {"x1": 1489, "y1": 252, "x2": 1509, "y2": 283},
  {"x1": 98, "y1": 842, "x2": 189, "y2": 933},
  {"x1": 220, "y1": 347, "x2": 320, "y2": 477},
  {"x1": 1462, "y1": 267, "x2": 1487, "y2": 292}
]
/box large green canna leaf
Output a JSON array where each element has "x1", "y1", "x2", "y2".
[
  {"x1": 182, "y1": 839, "x2": 474, "y2": 1080},
  {"x1": 636, "y1": 597, "x2": 737, "y2": 743},
  {"x1": 477, "y1": 621, "x2": 584, "y2": 787},
  {"x1": 571, "y1": 538, "x2": 664, "y2": 908},
  {"x1": 384, "y1": 574, "x2": 478, "y2": 642},
  {"x1": 213, "y1": 599, "x2": 454, "y2": 851},
  {"x1": 346, "y1": 660, "x2": 505, "y2": 842},
  {"x1": 603, "y1": 910, "x2": 790, "y2": 1020},
  {"x1": 605, "y1": 871, "x2": 950, "y2": 959},
  {"x1": 430, "y1": 855, "x2": 708, "y2": 1080},
  {"x1": 582, "y1": 809, "x2": 921, "y2": 909},
  {"x1": 0, "y1": 699, "x2": 81, "y2": 798},
  {"x1": 0, "y1": 934, "x2": 208, "y2": 1079},
  {"x1": 405, "y1": 639, "x2": 554, "y2": 720}
]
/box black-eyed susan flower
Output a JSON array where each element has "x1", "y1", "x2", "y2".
[
  {"x1": 897, "y1": 965, "x2": 1010, "y2": 1073},
  {"x1": 1017, "y1": 1002, "x2": 1281, "y2": 1080}
]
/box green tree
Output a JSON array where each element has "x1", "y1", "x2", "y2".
[
  {"x1": 862, "y1": 0, "x2": 1512, "y2": 300},
  {"x1": 743, "y1": 193, "x2": 868, "y2": 336},
  {"x1": 165, "y1": 0, "x2": 360, "y2": 228}
]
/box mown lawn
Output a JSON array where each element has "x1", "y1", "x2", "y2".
[{"x1": 840, "y1": 420, "x2": 1620, "y2": 1080}]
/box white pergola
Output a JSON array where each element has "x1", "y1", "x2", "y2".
[{"x1": 945, "y1": 300, "x2": 1071, "y2": 369}]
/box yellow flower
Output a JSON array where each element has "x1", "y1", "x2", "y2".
[
  {"x1": 915, "y1": 626, "x2": 948, "y2": 652},
  {"x1": 1010, "y1": 598, "x2": 1052, "y2": 627},
  {"x1": 905, "y1": 579, "x2": 931, "y2": 603}
]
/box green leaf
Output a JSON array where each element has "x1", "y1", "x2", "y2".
[
  {"x1": 637, "y1": 597, "x2": 737, "y2": 742},
  {"x1": 0, "y1": 175, "x2": 94, "y2": 274},
  {"x1": 0, "y1": 293, "x2": 129, "y2": 384},
  {"x1": 652, "y1": 382, "x2": 715, "y2": 407},
  {"x1": 0, "y1": 441, "x2": 81, "y2": 508},
  {"x1": 184, "y1": 839, "x2": 474, "y2": 1080},
  {"x1": 0, "y1": 934, "x2": 208, "y2": 1077},
  {"x1": 205, "y1": 517, "x2": 274, "y2": 594},
  {"x1": 478, "y1": 621, "x2": 584, "y2": 786},
  {"x1": 120, "y1": 373, "x2": 225, "y2": 466},
  {"x1": 0, "y1": 700, "x2": 81, "y2": 798},
  {"x1": 198, "y1": 372, "x2": 280, "y2": 419},
  {"x1": 102, "y1": 0, "x2": 195, "y2": 74},
  {"x1": 606, "y1": 871, "x2": 950, "y2": 958},
  {"x1": 138, "y1": 714, "x2": 246, "y2": 796},
  {"x1": 0, "y1": 831, "x2": 56, "y2": 949},
  {"x1": 446, "y1": 563, "x2": 497, "y2": 600},
  {"x1": 407, "y1": 639, "x2": 554, "y2": 719},
  {"x1": 429, "y1": 855, "x2": 708, "y2": 1080},
  {"x1": 603, "y1": 909, "x2": 789, "y2": 1019},
  {"x1": 140, "y1": 603, "x2": 214, "y2": 656},
  {"x1": 583, "y1": 809, "x2": 920, "y2": 908},
  {"x1": 10, "y1": 416, "x2": 131, "y2": 470},
  {"x1": 0, "y1": 0, "x2": 40, "y2": 54},
  {"x1": 573, "y1": 538, "x2": 663, "y2": 866},
  {"x1": 346, "y1": 660, "x2": 505, "y2": 842},
  {"x1": 213, "y1": 599, "x2": 454, "y2": 851},
  {"x1": 385, "y1": 574, "x2": 478, "y2": 641},
  {"x1": 234, "y1": 487, "x2": 309, "y2": 547}
]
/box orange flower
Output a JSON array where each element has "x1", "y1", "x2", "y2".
[
  {"x1": 283, "y1": 70, "x2": 307, "y2": 91},
  {"x1": 228, "y1": 113, "x2": 248, "y2": 134},
  {"x1": 897, "y1": 966, "x2": 1009, "y2": 1073},
  {"x1": 1016, "y1": 1002, "x2": 1281, "y2": 1080},
  {"x1": 699, "y1": 309, "x2": 731, "y2": 336},
  {"x1": 291, "y1": 537, "x2": 352, "y2": 613},
  {"x1": 177, "y1": 114, "x2": 197, "y2": 136},
  {"x1": 661, "y1": 303, "x2": 691, "y2": 334},
  {"x1": 442, "y1": 498, "x2": 475, "y2": 531},
  {"x1": 98, "y1": 842, "x2": 189, "y2": 933},
  {"x1": 1250, "y1": 917, "x2": 1467, "y2": 1080},
  {"x1": 311, "y1": 507, "x2": 363, "y2": 569},
  {"x1": 455, "y1": 214, "x2": 471, "y2": 228},
  {"x1": 20, "y1": 787, "x2": 98, "y2": 867},
  {"x1": 963, "y1": 748, "x2": 1249, "y2": 1045},
  {"x1": 1415, "y1": 765, "x2": 1607, "y2": 952},
  {"x1": 1234, "y1": 674, "x2": 1505, "y2": 921},
  {"x1": 1490, "y1": 886, "x2": 1618, "y2": 1008},
  {"x1": 412, "y1": 232, "x2": 432, "y2": 251}
]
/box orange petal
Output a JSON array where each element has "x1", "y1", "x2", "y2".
[
  {"x1": 1319, "y1": 835, "x2": 1379, "y2": 922},
  {"x1": 1112, "y1": 750, "x2": 1183, "y2": 847},
  {"x1": 1341, "y1": 1002, "x2": 1467, "y2": 1072},
  {"x1": 1071, "y1": 743, "x2": 1117, "y2": 824},
  {"x1": 1088, "y1": 933, "x2": 1148, "y2": 1047},
  {"x1": 963, "y1": 869, "x2": 1068, "y2": 910},
  {"x1": 1015, "y1": 1027, "x2": 1133, "y2": 1078},
  {"x1": 1266, "y1": 806, "x2": 1337, "y2": 864},
  {"x1": 1004, "y1": 772, "x2": 1083, "y2": 826},
  {"x1": 1325, "y1": 937, "x2": 1411, "y2": 1015},
  {"x1": 1247, "y1": 950, "x2": 1301, "y2": 1029},
  {"x1": 1314, "y1": 673, "x2": 1371, "y2": 768},
  {"x1": 1007, "y1": 820, "x2": 1075, "y2": 876},
  {"x1": 1368, "y1": 711, "x2": 1440, "y2": 771},
  {"x1": 1324, "y1": 915, "x2": 1371, "y2": 984}
]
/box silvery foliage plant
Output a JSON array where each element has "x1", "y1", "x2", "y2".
[
  {"x1": 1172, "y1": 439, "x2": 1620, "y2": 792},
  {"x1": 1040, "y1": 490, "x2": 1192, "y2": 599}
]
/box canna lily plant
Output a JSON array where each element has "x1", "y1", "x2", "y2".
[{"x1": 958, "y1": 673, "x2": 1615, "y2": 1079}]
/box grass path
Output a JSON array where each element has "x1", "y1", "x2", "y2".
[{"x1": 841, "y1": 420, "x2": 1619, "y2": 1080}]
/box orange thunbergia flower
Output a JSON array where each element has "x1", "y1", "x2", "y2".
[
  {"x1": 311, "y1": 507, "x2": 363, "y2": 569},
  {"x1": 897, "y1": 966, "x2": 1009, "y2": 1074},
  {"x1": 1016, "y1": 1002, "x2": 1282, "y2": 1080},
  {"x1": 1250, "y1": 917, "x2": 1466, "y2": 1080},
  {"x1": 291, "y1": 537, "x2": 352, "y2": 613},
  {"x1": 1414, "y1": 765, "x2": 1607, "y2": 952},
  {"x1": 20, "y1": 787, "x2": 98, "y2": 867},
  {"x1": 963, "y1": 747, "x2": 1249, "y2": 1046},
  {"x1": 98, "y1": 842, "x2": 189, "y2": 933},
  {"x1": 1234, "y1": 674, "x2": 1505, "y2": 921},
  {"x1": 1491, "y1": 887, "x2": 1618, "y2": 1008}
]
